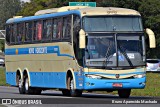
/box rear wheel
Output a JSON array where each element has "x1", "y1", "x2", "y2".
[
  {"x1": 68, "y1": 77, "x2": 82, "y2": 97},
  {"x1": 118, "y1": 89, "x2": 131, "y2": 98},
  {"x1": 18, "y1": 75, "x2": 25, "y2": 94},
  {"x1": 24, "y1": 76, "x2": 34, "y2": 94}
]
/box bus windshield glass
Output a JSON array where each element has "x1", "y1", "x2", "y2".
[
  {"x1": 85, "y1": 33, "x2": 145, "y2": 68},
  {"x1": 85, "y1": 34, "x2": 116, "y2": 67},
  {"x1": 117, "y1": 34, "x2": 145, "y2": 67},
  {"x1": 83, "y1": 16, "x2": 143, "y2": 32}
]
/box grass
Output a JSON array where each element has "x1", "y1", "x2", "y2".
[
  {"x1": 0, "y1": 68, "x2": 7, "y2": 86},
  {"x1": 131, "y1": 72, "x2": 160, "y2": 97},
  {"x1": 0, "y1": 68, "x2": 160, "y2": 97}
]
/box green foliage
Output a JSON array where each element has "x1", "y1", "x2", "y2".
[
  {"x1": 131, "y1": 72, "x2": 160, "y2": 97},
  {"x1": 0, "y1": 0, "x2": 21, "y2": 29},
  {"x1": 0, "y1": 68, "x2": 7, "y2": 86},
  {"x1": 0, "y1": 40, "x2": 4, "y2": 52}
]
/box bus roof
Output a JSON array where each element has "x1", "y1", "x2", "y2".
[{"x1": 6, "y1": 6, "x2": 141, "y2": 24}]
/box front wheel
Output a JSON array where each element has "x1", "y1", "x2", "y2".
[
  {"x1": 68, "y1": 77, "x2": 82, "y2": 97},
  {"x1": 118, "y1": 89, "x2": 131, "y2": 98}
]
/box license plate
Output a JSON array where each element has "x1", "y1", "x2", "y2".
[{"x1": 112, "y1": 83, "x2": 123, "y2": 87}]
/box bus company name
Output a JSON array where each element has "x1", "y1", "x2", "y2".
[{"x1": 29, "y1": 47, "x2": 47, "y2": 54}]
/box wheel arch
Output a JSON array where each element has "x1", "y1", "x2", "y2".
[
  {"x1": 66, "y1": 68, "x2": 76, "y2": 89},
  {"x1": 16, "y1": 68, "x2": 23, "y2": 86},
  {"x1": 23, "y1": 68, "x2": 31, "y2": 86}
]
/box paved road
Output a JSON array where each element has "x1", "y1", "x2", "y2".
[{"x1": 0, "y1": 86, "x2": 160, "y2": 107}]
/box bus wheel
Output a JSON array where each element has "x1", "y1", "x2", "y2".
[
  {"x1": 68, "y1": 77, "x2": 82, "y2": 97},
  {"x1": 18, "y1": 76, "x2": 25, "y2": 94},
  {"x1": 24, "y1": 76, "x2": 33, "y2": 94},
  {"x1": 118, "y1": 89, "x2": 131, "y2": 98}
]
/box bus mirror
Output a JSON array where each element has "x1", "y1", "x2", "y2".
[
  {"x1": 146, "y1": 28, "x2": 156, "y2": 48},
  {"x1": 79, "y1": 29, "x2": 86, "y2": 49}
]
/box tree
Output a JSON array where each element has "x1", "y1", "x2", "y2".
[
  {"x1": 17, "y1": 0, "x2": 98, "y2": 16},
  {"x1": 0, "y1": 0, "x2": 21, "y2": 29},
  {"x1": 138, "y1": 0, "x2": 160, "y2": 58},
  {"x1": 0, "y1": 0, "x2": 21, "y2": 52}
]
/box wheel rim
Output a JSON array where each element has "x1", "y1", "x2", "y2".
[
  {"x1": 18, "y1": 79, "x2": 23, "y2": 88},
  {"x1": 25, "y1": 78, "x2": 29, "y2": 91},
  {"x1": 70, "y1": 78, "x2": 75, "y2": 93}
]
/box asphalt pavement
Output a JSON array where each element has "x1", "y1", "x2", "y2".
[{"x1": 0, "y1": 86, "x2": 160, "y2": 107}]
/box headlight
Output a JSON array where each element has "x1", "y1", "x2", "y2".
[
  {"x1": 133, "y1": 74, "x2": 146, "y2": 78},
  {"x1": 86, "y1": 74, "x2": 102, "y2": 79}
]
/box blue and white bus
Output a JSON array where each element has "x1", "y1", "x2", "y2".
[{"x1": 5, "y1": 6, "x2": 155, "y2": 98}]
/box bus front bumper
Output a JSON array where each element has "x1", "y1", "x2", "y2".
[{"x1": 83, "y1": 77, "x2": 146, "y2": 90}]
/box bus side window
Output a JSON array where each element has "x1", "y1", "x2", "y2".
[
  {"x1": 57, "y1": 18, "x2": 62, "y2": 39},
  {"x1": 52, "y1": 19, "x2": 58, "y2": 39},
  {"x1": 6, "y1": 25, "x2": 11, "y2": 44},
  {"x1": 12, "y1": 24, "x2": 17, "y2": 44},
  {"x1": 43, "y1": 19, "x2": 52, "y2": 40},
  {"x1": 62, "y1": 16, "x2": 71, "y2": 39},
  {"x1": 25, "y1": 22, "x2": 32, "y2": 42},
  {"x1": 33, "y1": 21, "x2": 37, "y2": 41},
  {"x1": 17, "y1": 23, "x2": 25, "y2": 43},
  {"x1": 34, "y1": 21, "x2": 42, "y2": 41}
]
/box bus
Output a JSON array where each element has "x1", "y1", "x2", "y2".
[{"x1": 5, "y1": 6, "x2": 156, "y2": 98}]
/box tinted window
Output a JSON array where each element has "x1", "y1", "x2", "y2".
[
  {"x1": 17, "y1": 23, "x2": 24, "y2": 43},
  {"x1": 52, "y1": 19, "x2": 57, "y2": 39},
  {"x1": 34, "y1": 21, "x2": 42, "y2": 41},
  {"x1": 11, "y1": 24, "x2": 17, "y2": 43},
  {"x1": 83, "y1": 16, "x2": 143, "y2": 32},
  {"x1": 25, "y1": 22, "x2": 33, "y2": 42},
  {"x1": 6, "y1": 25, "x2": 11, "y2": 43},
  {"x1": 43, "y1": 19, "x2": 52, "y2": 40},
  {"x1": 62, "y1": 16, "x2": 71, "y2": 39},
  {"x1": 6, "y1": 15, "x2": 73, "y2": 45}
]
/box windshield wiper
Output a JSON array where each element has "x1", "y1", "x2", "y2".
[
  {"x1": 103, "y1": 41, "x2": 112, "y2": 68},
  {"x1": 118, "y1": 42, "x2": 133, "y2": 67}
]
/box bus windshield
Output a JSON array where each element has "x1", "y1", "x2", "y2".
[
  {"x1": 83, "y1": 16, "x2": 143, "y2": 32},
  {"x1": 85, "y1": 33, "x2": 145, "y2": 68}
]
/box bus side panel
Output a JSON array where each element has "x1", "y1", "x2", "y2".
[
  {"x1": 6, "y1": 72, "x2": 17, "y2": 86},
  {"x1": 29, "y1": 72, "x2": 66, "y2": 89}
]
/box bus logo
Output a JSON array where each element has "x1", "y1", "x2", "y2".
[{"x1": 115, "y1": 74, "x2": 120, "y2": 79}]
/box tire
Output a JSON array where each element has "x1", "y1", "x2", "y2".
[
  {"x1": 118, "y1": 89, "x2": 131, "y2": 98},
  {"x1": 24, "y1": 76, "x2": 34, "y2": 94},
  {"x1": 68, "y1": 77, "x2": 82, "y2": 97},
  {"x1": 18, "y1": 76, "x2": 25, "y2": 94}
]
